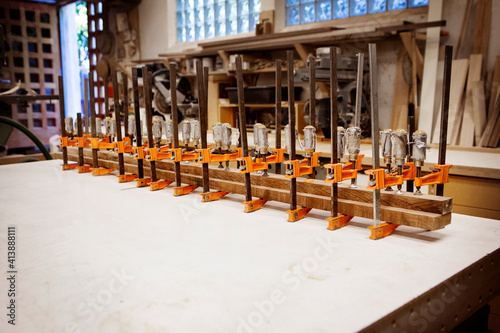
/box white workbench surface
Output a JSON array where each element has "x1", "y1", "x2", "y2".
[{"x1": 0, "y1": 160, "x2": 499, "y2": 333}]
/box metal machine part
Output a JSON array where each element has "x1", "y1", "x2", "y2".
[
  {"x1": 380, "y1": 128, "x2": 394, "y2": 191},
  {"x1": 190, "y1": 119, "x2": 201, "y2": 147},
  {"x1": 337, "y1": 126, "x2": 345, "y2": 161},
  {"x1": 412, "y1": 130, "x2": 430, "y2": 195},
  {"x1": 109, "y1": 118, "x2": 117, "y2": 140},
  {"x1": 128, "y1": 116, "x2": 136, "y2": 138},
  {"x1": 346, "y1": 126, "x2": 361, "y2": 188},
  {"x1": 165, "y1": 119, "x2": 174, "y2": 144},
  {"x1": 65, "y1": 117, "x2": 74, "y2": 136},
  {"x1": 253, "y1": 123, "x2": 262, "y2": 148},
  {"x1": 152, "y1": 116, "x2": 163, "y2": 144},
  {"x1": 298, "y1": 125, "x2": 316, "y2": 157},
  {"x1": 95, "y1": 118, "x2": 103, "y2": 137},
  {"x1": 231, "y1": 127, "x2": 240, "y2": 147},
  {"x1": 105, "y1": 117, "x2": 112, "y2": 137},
  {"x1": 181, "y1": 120, "x2": 191, "y2": 145},
  {"x1": 221, "y1": 123, "x2": 232, "y2": 150},
  {"x1": 255, "y1": 124, "x2": 269, "y2": 155},
  {"x1": 284, "y1": 124, "x2": 296, "y2": 155},
  {"x1": 213, "y1": 122, "x2": 223, "y2": 148},
  {"x1": 392, "y1": 129, "x2": 408, "y2": 195}
]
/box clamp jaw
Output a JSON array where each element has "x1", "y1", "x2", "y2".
[
  {"x1": 145, "y1": 145, "x2": 173, "y2": 162},
  {"x1": 114, "y1": 137, "x2": 135, "y2": 154},
  {"x1": 171, "y1": 148, "x2": 200, "y2": 163},
  {"x1": 365, "y1": 168, "x2": 404, "y2": 190},
  {"x1": 284, "y1": 151, "x2": 322, "y2": 178},
  {"x1": 198, "y1": 147, "x2": 242, "y2": 164},
  {"x1": 238, "y1": 148, "x2": 285, "y2": 174},
  {"x1": 415, "y1": 164, "x2": 452, "y2": 187}
]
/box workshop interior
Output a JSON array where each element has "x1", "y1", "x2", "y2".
[{"x1": 0, "y1": 0, "x2": 499, "y2": 332}]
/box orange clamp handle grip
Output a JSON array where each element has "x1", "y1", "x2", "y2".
[{"x1": 414, "y1": 164, "x2": 453, "y2": 187}]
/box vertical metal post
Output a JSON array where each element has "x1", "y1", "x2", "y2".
[
  {"x1": 407, "y1": 103, "x2": 415, "y2": 192},
  {"x1": 77, "y1": 113, "x2": 84, "y2": 166},
  {"x1": 170, "y1": 63, "x2": 182, "y2": 187},
  {"x1": 58, "y1": 75, "x2": 68, "y2": 165},
  {"x1": 132, "y1": 68, "x2": 144, "y2": 179},
  {"x1": 369, "y1": 43, "x2": 381, "y2": 227},
  {"x1": 89, "y1": 76, "x2": 99, "y2": 169},
  {"x1": 436, "y1": 45, "x2": 453, "y2": 196},
  {"x1": 197, "y1": 61, "x2": 210, "y2": 193},
  {"x1": 287, "y1": 50, "x2": 297, "y2": 211},
  {"x1": 330, "y1": 47, "x2": 338, "y2": 218},
  {"x1": 236, "y1": 56, "x2": 252, "y2": 202},
  {"x1": 275, "y1": 59, "x2": 282, "y2": 174},
  {"x1": 84, "y1": 77, "x2": 89, "y2": 134},
  {"x1": 143, "y1": 66, "x2": 156, "y2": 182},
  {"x1": 355, "y1": 53, "x2": 364, "y2": 127},
  {"x1": 112, "y1": 71, "x2": 125, "y2": 175},
  {"x1": 309, "y1": 55, "x2": 316, "y2": 127},
  {"x1": 122, "y1": 72, "x2": 129, "y2": 138}
]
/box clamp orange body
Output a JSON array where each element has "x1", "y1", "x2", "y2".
[
  {"x1": 284, "y1": 152, "x2": 322, "y2": 178},
  {"x1": 198, "y1": 148, "x2": 242, "y2": 164},
  {"x1": 91, "y1": 138, "x2": 115, "y2": 150},
  {"x1": 324, "y1": 163, "x2": 358, "y2": 183},
  {"x1": 414, "y1": 164, "x2": 452, "y2": 187},
  {"x1": 115, "y1": 137, "x2": 134, "y2": 154},
  {"x1": 59, "y1": 136, "x2": 77, "y2": 148},
  {"x1": 172, "y1": 148, "x2": 200, "y2": 163},
  {"x1": 401, "y1": 162, "x2": 417, "y2": 181},
  {"x1": 146, "y1": 147, "x2": 172, "y2": 161},
  {"x1": 365, "y1": 168, "x2": 404, "y2": 190}
]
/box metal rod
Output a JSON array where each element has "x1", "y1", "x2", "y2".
[
  {"x1": 170, "y1": 63, "x2": 182, "y2": 187},
  {"x1": 287, "y1": 50, "x2": 297, "y2": 210},
  {"x1": 236, "y1": 56, "x2": 252, "y2": 202},
  {"x1": 355, "y1": 53, "x2": 364, "y2": 127},
  {"x1": 143, "y1": 66, "x2": 157, "y2": 182},
  {"x1": 58, "y1": 75, "x2": 68, "y2": 165},
  {"x1": 330, "y1": 47, "x2": 338, "y2": 217},
  {"x1": 77, "y1": 112, "x2": 84, "y2": 166},
  {"x1": 112, "y1": 70, "x2": 125, "y2": 175},
  {"x1": 407, "y1": 103, "x2": 415, "y2": 193},
  {"x1": 436, "y1": 45, "x2": 453, "y2": 196},
  {"x1": 132, "y1": 68, "x2": 144, "y2": 179},
  {"x1": 196, "y1": 62, "x2": 210, "y2": 193},
  {"x1": 122, "y1": 71, "x2": 129, "y2": 139},
  {"x1": 104, "y1": 75, "x2": 109, "y2": 116},
  {"x1": 275, "y1": 59, "x2": 282, "y2": 175},
  {"x1": 89, "y1": 76, "x2": 98, "y2": 169},
  {"x1": 309, "y1": 55, "x2": 316, "y2": 127},
  {"x1": 84, "y1": 78, "x2": 89, "y2": 134},
  {"x1": 369, "y1": 43, "x2": 381, "y2": 227}
]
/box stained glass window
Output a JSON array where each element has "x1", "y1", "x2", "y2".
[
  {"x1": 177, "y1": 0, "x2": 261, "y2": 42},
  {"x1": 286, "y1": 0, "x2": 427, "y2": 26}
]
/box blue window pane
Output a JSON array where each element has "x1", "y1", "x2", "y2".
[
  {"x1": 287, "y1": 5, "x2": 300, "y2": 25},
  {"x1": 227, "y1": 0, "x2": 237, "y2": 17},
  {"x1": 302, "y1": 0, "x2": 316, "y2": 3},
  {"x1": 250, "y1": 12, "x2": 259, "y2": 28},
  {"x1": 350, "y1": 0, "x2": 367, "y2": 16},
  {"x1": 301, "y1": 3, "x2": 315, "y2": 24},
  {"x1": 317, "y1": 1, "x2": 332, "y2": 21},
  {"x1": 286, "y1": 0, "x2": 300, "y2": 6},
  {"x1": 215, "y1": 2, "x2": 225, "y2": 17},
  {"x1": 195, "y1": 24, "x2": 205, "y2": 40},
  {"x1": 177, "y1": 11, "x2": 185, "y2": 27},
  {"x1": 205, "y1": 5, "x2": 214, "y2": 21},
  {"x1": 186, "y1": 25, "x2": 195, "y2": 41},
  {"x1": 334, "y1": 0, "x2": 349, "y2": 18},
  {"x1": 186, "y1": 0, "x2": 194, "y2": 9},
  {"x1": 177, "y1": 27, "x2": 185, "y2": 42},
  {"x1": 186, "y1": 10, "x2": 195, "y2": 25},
  {"x1": 206, "y1": 22, "x2": 215, "y2": 38},
  {"x1": 369, "y1": 0, "x2": 386, "y2": 13},
  {"x1": 177, "y1": 0, "x2": 185, "y2": 11},
  {"x1": 239, "y1": 0, "x2": 249, "y2": 16},
  {"x1": 388, "y1": 0, "x2": 406, "y2": 10},
  {"x1": 251, "y1": 0, "x2": 261, "y2": 13},
  {"x1": 205, "y1": 0, "x2": 214, "y2": 4},
  {"x1": 239, "y1": 15, "x2": 249, "y2": 33},
  {"x1": 227, "y1": 17, "x2": 238, "y2": 34},
  {"x1": 409, "y1": 0, "x2": 428, "y2": 7},
  {"x1": 195, "y1": 6, "x2": 204, "y2": 23},
  {"x1": 215, "y1": 20, "x2": 226, "y2": 36}
]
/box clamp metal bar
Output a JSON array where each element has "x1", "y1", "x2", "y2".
[{"x1": 369, "y1": 43, "x2": 381, "y2": 227}]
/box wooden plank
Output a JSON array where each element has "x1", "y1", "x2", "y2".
[
  {"x1": 432, "y1": 59, "x2": 468, "y2": 144},
  {"x1": 375, "y1": 20, "x2": 446, "y2": 33},
  {"x1": 68, "y1": 147, "x2": 453, "y2": 215},
  {"x1": 455, "y1": 0, "x2": 473, "y2": 59},
  {"x1": 479, "y1": 89, "x2": 500, "y2": 147},
  {"x1": 488, "y1": 109, "x2": 500, "y2": 147},
  {"x1": 391, "y1": 48, "x2": 410, "y2": 130},
  {"x1": 472, "y1": 0, "x2": 491, "y2": 74},
  {"x1": 61, "y1": 150, "x2": 451, "y2": 231},
  {"x1": 400, "y1": 32, "x2": 423, "y2": 80},
  {"x1": 488, "y1": 57, "x2": 500, "y2": 117},
  {"x1": 459, "y1": 54, "x2": 482, "y2": 146},
  {"x1": 471, "y1": 80, "x2": 486, "y2": 145},
  {"x1": 418, "y1": 0, "x2": 443, "y2": 138}
]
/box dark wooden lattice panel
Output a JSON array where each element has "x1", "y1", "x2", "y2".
[
  {"x1": 87, "y1": 1, "x2": 107, "y2": 116},
  {"x1": 0, "y1": 1, "x2": 60, "y2": 148}
]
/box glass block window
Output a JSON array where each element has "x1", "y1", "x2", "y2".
[
  {"x1": 287, "y1": 0, "x2": 427, "y2": 26},
  {"x1": 177, "y1": 0, "x2": 261, "y2": 42}
]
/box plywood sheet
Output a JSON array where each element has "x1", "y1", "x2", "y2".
[{"x1": 459, "y1": 54, "x2": 482, "y2": 146}]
